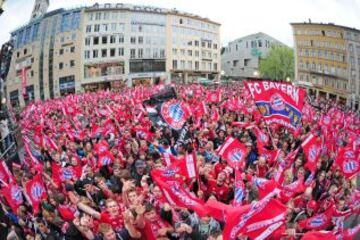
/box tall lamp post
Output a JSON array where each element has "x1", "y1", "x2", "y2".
[{"x1": 253, "y1": 70, "x2": 259, "y2": 78}]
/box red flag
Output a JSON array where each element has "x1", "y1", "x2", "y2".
[
  {"x1": 21, "y1": 68, "x2": 28, "y2": 96},
  {"x1": 217, "y1": 137, "x2": 247, "y2": 169},
  {"x1": 152, "y1": 173, "x2": 208, "y2": 217},
  {"x1": 298, "y1": 206, "x2": 334, "y2": 230},
  {"x1": 206, "y1": 90, "x2": 222, "y2": 103},
  {"x1": 279, "y1": 177, "x2": 305, "y2": 203},
  {"x1": 205, "y1": 199, "x2": 232, "y2": 222},
  {"x1": 94, "y1": 140, "x2": 110, "y2": 155},
  {"x1": 51, "y1": 163, "x2": 82, "y2": 185},
  {"x1": 160, "y1": 100, "x2": 191, "y2": 130},
  {"x1": 133, "y1": 127, "x2": 155, "y2": 142},
  {"x1": 231, "y1": 122, "x2": 252, "y2": 129},
  {"x1": 258, "y1": 148, "x2": 280, "y2": 165},
  {"x1": 335, "y1": 146, "x2": 359, "y2": 179},
  {"x1": 210, "y1": 108, "x2": 220, "y2": 122},
  {"x1": 0, "y1": 161, "x2": 13, "y2": 184},
  {"x1": 223, "y1": 196, "x2": 286, "y2": 240},
  {"x1": 253, "y1": 126, "x2": 270, "y2": 148},
  {"x1": 98, "y1": 151, "x2": 114, "y2": 167},
  {"x1": 0, "y1": 183, "x2": 24, "y2": 213},
  {"x1": 339, "y1": 224, "x2": 360, "y2": 240},
  {"x1": 233, "y1": 169, "x2": 245, "y2": 206},
  {"x1": 33, "y1": 131, "x2": 44, "y2": 148},
  {"x1": 170, "y1": 152, "x2": 198, "y2": 179},
  {"x1": 24, "y1": 175, "x2": 48, "y2": 214},
  {"x1": 250, "y1": 176, "x2": 279, "y2": 199},
  {"x1": 102, "y1": 119, "x2": 116, "y2": 136},
  {"x1": 43, "y1": 135, "x2": 58, "y2": 151},
  {"x1": 192, "y1": 101, "x2": 207, "y2": 119},
  {"x1": 244, "y1": 80, "x2": 306, "y2": 131},
  {"x1": 301, "y1": 134, "x2": 321, "y2": 171}
]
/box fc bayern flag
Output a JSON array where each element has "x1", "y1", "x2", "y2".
[
  {"x1": 335, "y1": 146, "x2": 359, "y2": 179},
  {"x1": 301, "y1": 134, "x2": 321, "y2": 171},
  {"x1": 98, "y1": 151, "x2": 114, "y2": 167},
  {"x1": 0, "y1": 160, "x2": 14, "y2": 184},
  {"x1": 217, "y1": 137, "x2": 247, "y2": 169},
  {"x1": 160, "y1": 100, "x2": 191, "y2": 130},
  {"x1": 151, "y1": 173, "x2": 209, "y2": 217},
  {"x1": 244, "y1": 80, "x2": 306, "y2": 131},
  {"x1": 206, "y1": 90, "x2": 222, "y2": 103},
  {"x1": 170, "y1": 152, "x2": 198, "y2": 179},
  {"x1": 51, "y1": 163, "x2": 82, "y2": 185},
  {"x1": 0, "y1": 183, "x2": 24, "y2": 213},
  {"x1": 298, "y1": 206, "x2": 334, "y2": 230},
  {"x1": 223, "y1": 197, "x2": 287, "y2": 240},
  {"x1": 301, "y1": 231, "x2": 336, "y2": 240},
  {"x1": 24, "y1": 175, "x2": 48, "y2": 214}
]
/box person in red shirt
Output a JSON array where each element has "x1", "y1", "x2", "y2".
[
  {"x1": 142, "y1": 203, "x2": 174, "y2": 240},
  {"x1": 205, "y1": 171, "x2": 230, "y2": 203}
]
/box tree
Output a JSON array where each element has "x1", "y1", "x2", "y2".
[{"x1": 259, "y1": 45, "x2": 294, "y2": 81}]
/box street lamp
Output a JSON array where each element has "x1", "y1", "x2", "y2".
[
  {"x1": 253, "y1": 70, "x2": 259, "y2": 78},
  {"x1": 286, "y1": 77, "x2": 291, "y2": 82}
]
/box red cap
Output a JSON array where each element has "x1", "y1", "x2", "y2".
[{"x1": 307, "y1": 200, "x2": 317, "y2": 209}]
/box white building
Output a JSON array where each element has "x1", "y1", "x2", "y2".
[{"x1": 221, "y1": 32, "x2": 286, "y2": 79}]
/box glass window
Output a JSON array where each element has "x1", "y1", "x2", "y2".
[
  {"x1": 160, "y1": 49, "x2": 165, "y2": 58},
  {"x1": 70, "y1": 46, "x2": 75, "y2": 53},
  {"x1": 111, "y1": 23, "x2": 117, "y2": 31},
  {"x1": 94, "y1": 24, "x2": 100, "y2": 32},
  {"x1": 93, "y1": 37, "x2": 99, "y2": 45},
  {"x1": 71, "y1": 11, "x2": 81, "y2": 30},
  {"x1": 138, "y1": 49, "x2": 143, "y2": 58},
  {"x1": 138, "y1": 36, "x2": 143, "y2": 44},
  {"x1": 102, "y1": 24, "x2": 108, "y2": 32},
  {"x1": 70, "y1": 60, "x2": 75, "y2": 67},
  {"x1": 101, "y1": 49, "x2": 107, "y2": 58},
  {"x1": 119, "y1": 35, "x2": 124, "y2": 43},
  {"x1": 59, "y1": 62, "x2": 64, "y2": 69},
  {"x1": 131, "y1": 37, "x2": 136, "y2": 44},
  {"x1": 118, "y1": 48, "x2": 124, "y2": 56},
  {"x1": 130, "y1": 49, "x2": 136, "y2": 58},
  {"x1": 93, "y1": 50, "x2": 98, "y2": 58},
  {"x1": 95, "y1": 12, "x2": 101, "y2": 20},
  {"x1": 84, "y1": 51, "x2": 90, "y2": 59},
  {"x1": 110, "y1": 48, "x2": 116, "y2": 57},
  {"x1": 60, "y1": 13, "x2": 71, "y2": 32},
  {"x1": 173, "y1": 60, "x2": 178, "y2": 69},
  {"x1": 110, "y1": 35, "x2": 116, "y2": 44},
  {"x1": 102, "y1": 36, "x2": 108, "y2": 44}
]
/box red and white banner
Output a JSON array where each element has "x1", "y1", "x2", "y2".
[
  {"x1": 24, "y1": 175, "x2": 48, "y2": 214},
  {"x1": 244, "y1": 80, "x2": 306, "y2": 131},
  {"x1": 0, "y1": 183, "x2": 24, "y2": 213},
  {"x1": 217, "y1": 137, "x2": 248, "y2": 169},
  {"x1": 152, "y1": 173, "x2": 208, "y2": 217},
  {"x1": 301, "y1": 134, "x2": 321, "y2": 171},
  {"x1": 223, "y1": 196, "x2": 286, "y2": 240},
  {"x1": 298, "y1": 206, "x2": 334, "y2": 230},
  {"x1": 0, "y1": 160, "x2": 13, "y2": 184},
  {"x1": 335, "y1": 146, "x2": 359, "y2": 179},
  {"x1": 51, "y1": 163, "x2": 82, "y2": 185}
]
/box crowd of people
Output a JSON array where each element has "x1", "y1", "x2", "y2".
[{"x1": 0, "y1": 82, "x2": 359, "y2": 240}]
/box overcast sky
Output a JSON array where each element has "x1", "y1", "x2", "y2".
[{"x1": 0, "y1": 0, "x2": 359, "y2": 47}]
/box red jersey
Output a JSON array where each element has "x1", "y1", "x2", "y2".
[
  {"x1": 100, "y1": 211, "x2": 124, "y2": 231},
  {"x1": 206, "y1": 179, "x2": 229, "y2": 202},
  {"x1": 142, "y1": 218, "x2": 171, "y2": 240}
]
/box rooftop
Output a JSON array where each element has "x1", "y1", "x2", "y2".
[{"x1": 290, "y1": 22, "x2": 360, "y2": 33}]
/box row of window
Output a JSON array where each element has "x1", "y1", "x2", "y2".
[
  {"x1": 172, "y1": 16, "x2": 218, "y2": 33},
  {"x1": 58, "y1": 46, "x2": 76, "y2": 55},
  {"x1": 84, "y1": 35, "x2": 166, "y2": 46},
  {"x1": 300, "y1": 74, "x2": 348, "y2": 91},
  {"x1": 295, "y1": 29, "x2": 343, "y2": 38},
  {"x1": 172, "y1": 60, "x2": 218, "y2": 71},
  {"x1": 58, "y1": 60, "x2": 75, "y2": 69},
  {"x1": 86, "y1": 23, "x2": 125, "y2": 33},
  {"x1": 84, "y1": 48, "x2": 166, "y2": 59},
  {"x1": 172, "y1": 26, "x2": 218, "y2": 41},
  {"x1": 298, "y1": 48, "x2": 345, "y2": 62},
  {"x1": 297, "y1": 40, "x2": 345, "y2": 50},
  {"x1": 172, "y1": 38, "x2": 218, "y2": 49},
  {"x1": 299, "y1": 60, "x2": 347, "y2": 78},
  {"x1": 172, "y1": 48, "x2": 218, "y2": 59}
]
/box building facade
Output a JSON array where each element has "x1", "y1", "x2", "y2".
[
  {"x1": 5, "y1": 2, "x2": 221, "y2": 106},
  {"x1": 221, "y1": 32, "x2": 286, "y2": 79},
  {"x1": 291, "y1": 22, "x2": 360, "y2": 110}
]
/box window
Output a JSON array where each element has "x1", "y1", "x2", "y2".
[
  {"x1": 101, "y1": 49, "x2": 107, "y2": 58},
  {"x1": 59, "y1": 62, "x2": 64, "y2": 69},
  {"x1": 102, "y1": 36, "x2": 108, "y2": 44},
  {"x1": 173, "y1": 60, "x2": 178, "y2": 69},
  {"x1": 180, "y1": 60, "x2": 185, "y2": 69},
  {"x1": 188, "y1": 50, "x2": 192, "y2": 56},
  {"x1": 202, "y1": 41, "x2": 206, "y2": 47},
  {"x1": 179, "y1": 18, "x2": 183, "y2": 24},
  {"x1": 188, "y1": 41, "x2": 192, "y2": 46},
  {"x1": 195, "y1": 40, "x2": 199, "y2": 47},
  {"x1": 119, "y1": 35, "x2": 124, "y2": 43},
  {"x1": 195, "y1": 61, "x2": 199, "y2": 70},
  {"x1": 84, "y1": 51, "x2": 90, "y2": 59},
  {"x1": 110, "y1": 48, "x2": 116, "y2": 57},
  {"x1": 138, "y1": 36, "x2": 143, "y2": 44},
  {"x1": 111, "y1": 23, "x2": 117, "y2": 31},
  {"x1": 214, "y1": 43, "x2": 218, "y2": 49},
  {"x1": 160, "y1": 49, "x2": 165, "y2": 58},
  {"x1": 94, "y1": 24, "x2": 100, "y2": 32},
  {"x1": 138, "y1": 49, "x2": 143, "y2": 58},
  {"x1": 130, "y1": 49, "x2": 136, "y2": 59},
  {"x1": 86, "y1": 25, "x2": 92, "y2": 33},
  {"x1": 214, "y1": 63, "x2": 218, "y2": 71},
  {"x1": 24, "y1": 49, "x2": 27, "y2": 55},
  {"x1": 258, "y1": 40, "x2": 262, "y2": 47},
  {"x1": 187, "y1": 61, "x2": 192, "y2": 70},
  {"x1": 102, "y1": 24, "x2": 108, "y2": 32},
  {"x1": 195, "y1": 51, "x2": 199, "y2": 57},
  {"x1": 95, "y1": 12, "x2": 101, "y2": 20},
  {"x1": 118, "y1": 48, "x2": 124, "y2": 56},
  {"x1": 70, "y1": 60, "x2": 75, "y2": 67},
  {"x1": 172, "y1": 48, "x2": 177, "y2": 55},
  {"x1": 93, "y1": 50, "x2": 98, "y2": 58},
  {"x1": 110, "y1": 36, "x2": 116, "y2": 44},
  {"x1": 60, "y1": 49, "x2": 64, "y2": 55},
  {"x1": 181, "y1": 49, "x2": 185, "y2": 56},
  {"x1": 85, "y1": 37, "x2": 91, "y2": 46},
  {"x1": 93, "y1": 37, "x2": 99, "y2": 45},
  {"x1": 17, "y1": 52, "x2": 20, "y2": 58},
  {"x1": 70, "y1": 47, "x2": 75, "y2": 53},
  {"x1": 244, "y1": 59, "x2": 251, "y2": 66},
  {"x1": 208, "y1": 42, "x2": 211, "y2": 48},
  {"x1": 131, "y1": 37, "x2": 136, "y2": 44}
]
